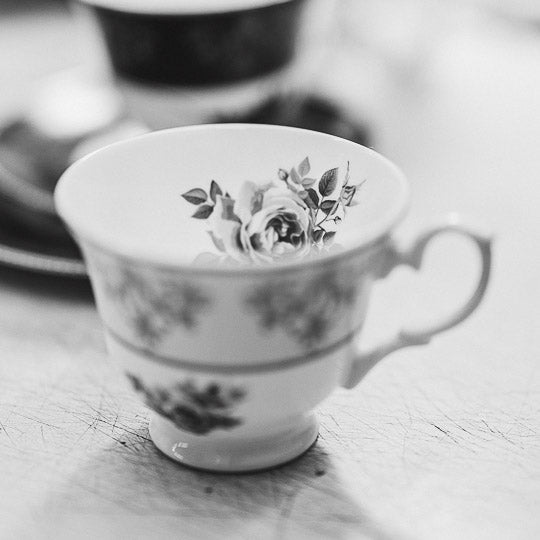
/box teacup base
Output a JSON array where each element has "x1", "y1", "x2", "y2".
[{"x1": 149, "y1": 413, "x2": 319, "y2": 473}]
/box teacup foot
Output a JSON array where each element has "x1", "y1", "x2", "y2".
[{"x1": 149, "y1": 413, "x2": 319, "y2": 473}]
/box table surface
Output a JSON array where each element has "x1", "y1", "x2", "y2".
[{"x1": 1, "y1": 3, "x2": 540, "y2": 539}]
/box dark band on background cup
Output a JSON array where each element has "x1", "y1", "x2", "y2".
[{"x1": 87, "y1": 0, "x2": 308, "y2": 86}]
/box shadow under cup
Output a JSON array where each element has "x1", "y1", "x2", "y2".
[{"x1": 79, "y1": 0, "x2": 309, "y2": 129}]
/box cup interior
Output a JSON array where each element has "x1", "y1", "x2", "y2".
[{"x1": 55, "y1": 124, "x2": 409, "y2": 269}]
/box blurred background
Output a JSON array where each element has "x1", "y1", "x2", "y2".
[{"x1": 1, "y1": 0, "x2": 540, "y2": 277}]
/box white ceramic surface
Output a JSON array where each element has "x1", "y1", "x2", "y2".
[
  {"x1": 80, "y1": 0, "x2": 296, "y2": 15},
  {"x1": 55, "y1": 124, "x2": 492, "y2": 471}
]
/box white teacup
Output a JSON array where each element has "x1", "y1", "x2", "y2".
[{"x1": 55, "y1": 124, "x2": 491, "y2": 472}]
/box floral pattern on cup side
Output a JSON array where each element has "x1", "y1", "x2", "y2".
[
  {"x1": 127, "y1": 374, "x2": 246, "y2": 435},
  {"x1": 101, "y1": 266, "x2": 211, "y2": 346},
  {"x1": 245, "y1": 266, "x2": 359, "y2": 348},
  {"x1": 182, "y1": 157, "x2": 365, "y2": 264}
]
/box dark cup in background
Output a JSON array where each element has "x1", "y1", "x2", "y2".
[{"x1": 76, "y1": 0, "x2": 309, "y2": 129}]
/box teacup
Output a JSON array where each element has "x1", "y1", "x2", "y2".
[
  {"x1": 75, "y1": 0, "x2": 310, "y2": 129},
  {"x1": 55, "y1": 124, "x2": 491, "y2": 472}
]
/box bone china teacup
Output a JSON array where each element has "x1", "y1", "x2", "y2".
[{"x1": 55, "y1": 124, "x2": 491, "y2": 472}]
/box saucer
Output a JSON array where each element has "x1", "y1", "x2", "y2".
[
  {"x1": 0, "y1": 120, "x2": 86, "y2": 277},
  {"x1": 0, "y1": 198, "x2": 85, "y2": 278},
  {"x1": 219, "y1": 93, "x2": 370, "y2": 146},
  {"x1": 0, "y1": 228, "x2": 86, "y2": 278}
]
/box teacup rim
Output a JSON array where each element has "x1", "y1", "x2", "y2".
[
  {"x1": 55, "y1": 123, "x2": 410, "y2": 275},
  {"x1": 77, "y1": 0, "x2": 300, "y2": 16}
]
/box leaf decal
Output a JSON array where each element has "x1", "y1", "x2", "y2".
[
  {"x1": 298, "y1": 157, "x2": 311, "y2": 177},
  {"x1": 192, "y1": 204, "x2": 214, "y2": 219},
  {"x1": 312, "y1": 229, "x2": 324, "y2": 243},
  {"x1": 341, "y1": 185, "x2": 356, "y2": 207},
  {"x1": 210, "y1": 180, "x2": 223, "y2": 203},
  {"x1": 344, "y1": 161, "x2": 351, "y2": 186},
  {"x1": 182, "y1": 188, "x2": 207, "y2": 205},
  {"x1": 290, "y1": 168, "x2": 302, "y2": 185},
  {"x1": 319, "y1": 168, "x2": 339, "y2": 197},
  {"x1": 278, "y1": 169, "x2": 289, "y2": 181},
  {"x1": 344, "y1": 179, "x2": 366, "y2": 207},
  {"x1": 320, "y1": 200, "x2": 338, "y2": 215},
  {"x1": 301, "y1": 177, "x2": 316, "y2": 188},
  {"x1": 323, "y1": 231, "x2": 336, "y2": 244},
  {"x1": 305, "y1": 188, "x2": 319, "y2": 210}
]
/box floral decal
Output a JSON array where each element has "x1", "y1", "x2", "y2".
[
  {"x1": 182, "y1": 157, "x2": 364, "y2": 264},
  {"x1": 127, "y1": 374, "x2": 246, "y2": 435},
  {"x1": 246, "y1": 266, "x2": 358, "y2": 348},
  {"x1": 102, "y1": 266, "x2": 210, "y2": 346}
]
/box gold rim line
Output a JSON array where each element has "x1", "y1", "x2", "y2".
[{"x1": 105, "y1": 325, "x2": 361, "y2": 374}]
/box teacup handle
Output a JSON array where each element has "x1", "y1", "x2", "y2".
[{"x1": 342, "y1": 215, "x2": 492, "y2": 389}]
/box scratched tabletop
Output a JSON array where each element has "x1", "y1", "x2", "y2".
[{"x1": 1, "y1": 3, "x2": 540, "y2": 539}]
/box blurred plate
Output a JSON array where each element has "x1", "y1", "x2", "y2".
[
  {"x1": 220, "y1": 92, "x2": 370, "y2": 145},
  {"x1": 0, "y1": 119, "x2": 87, "y2": 277},
  {"x1": 0, "y1": 227, "x2": 86, "y2": 278}
]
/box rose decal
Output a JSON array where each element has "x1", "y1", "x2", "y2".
[
  {"x1": 127, "y1": 374, "x2": 245, "y2": 435},
  {"x1": 100, "y1": 264, "x2": 210, "y2": 346},
  {"x1": 182, "y1": 157, "x2": 364, "y2": 264},
  {"x1": 246, "y1": 265, "x2": 359, "y2": 347},
  {"x1": 217, "y1": 183, "x2": 311, "y2": 263}
]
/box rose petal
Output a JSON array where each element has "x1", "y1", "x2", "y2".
[
  {"x1": 235, "y1": 181, "x2": 259, "y2": 223},
  {"x1": 217, "y1": 184, "x2": 313, "y2": 263},
  {"x1": 262, "y1": 186, "x2": 307, "y2": 209},
  {"x1": 210, "y1": 197, "x2": 244, "y2": 260}
]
